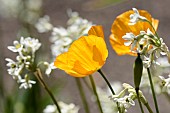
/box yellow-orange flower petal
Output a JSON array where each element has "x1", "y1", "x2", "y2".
[
  {"x1": 88, "y1": 25, "x2": 104, "y2": 38},
  {"x1": 110, "y1": 9, "x2": 159, "y2": 56},
  {"x1": 54, "y1": 26, "x2": 108, "y2": 77}
]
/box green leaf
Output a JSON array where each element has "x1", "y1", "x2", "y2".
[{"x1": 134, "y1": 54, "x2": 143, "y2": 89}]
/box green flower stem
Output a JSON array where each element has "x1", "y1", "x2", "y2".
[
  {"x1": 147, "y1": 68, "x2": 159, "y2": 113},
  {"x1": 82, "y1": 78, "x2": 93, "y2": 92},
  {"x1": 143, "y1": 102, "x2": 153, "y2": 113},
  {"x1": 75, "y1": 78, "x2": 90, "y2": 113},
  {"x1": 136, "y1": 89, "x2": 145, "y2": 113},
  {"x1": 34, "y1": 68, "x2": 61, "y2": 113},
  {"x1": 89, "y1": 75, "x2": 103, "y2": 113},
  {"x1": 98, "y1": 69, "x2": 121, "y2": 113}
]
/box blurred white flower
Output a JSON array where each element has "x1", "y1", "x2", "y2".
[
  {"x1": 0, "y1": 0, "x2": 21, "y2": 17},
  {"x1": 43, "y1": 105, "x2": 56, "y2": 113},
  {"x1": 129, "y1": 8, "x2": 147, "y2": 25},
  {"x1": 35, "y1": 15, "x2": 53, "y2": 33},
  {"x1": 49, "y1": 10, "x2": 93, "y2": 59},
  {"x1": 43, "y1": 102, "x2": 79, "y2": 113}
]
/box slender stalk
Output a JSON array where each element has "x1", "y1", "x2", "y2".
[
  {"x1": 98, "y1": 69, "x2": 121, "y2": 113},
  {"x1": 143, "y1": 102, "x2": 153, "y2": 113},
  {"x1": 34, "y1": 68, "x2": 61, "y2": 113},
  {"x1": 147, "y1": 68, "x2": 159, "y2": 113},
  {"x1": 82, "y1": 78, "x2": 93, "y2": 93},
  {"x1": 75, "y1": 78, "x2": 90, "y2": 113},
  {"x1": 98, "y1": 69, "x2": 115, "y2": 94},
  {"x1": 89, "y1": 75, "x2": 103, "y2": 113},
  {"x1": 136, "y1": 89, "x2": 145, "y2": 113},
  {"x1": 147, "y1": 20, "x2": 159, "y2": 38}
]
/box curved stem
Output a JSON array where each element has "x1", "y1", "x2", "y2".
[
  {"x1": 34, "y1": 68, "x2": 61, "y2": 113},
  {"x1": 147, "y1": 68, "x2": 159, "y2": 113},
  {"x1": 75, "y1": 78, "x2": 90, "y2": 113},
  {"x1": 89, "y1": 75, "x2": 103, "y2": 113},
  {"x1": 98, "y1": 69, "x2": 115, "y2": 94},
  {"x1": 98, "y1": 69, "x2": 121, "y2": 113}
]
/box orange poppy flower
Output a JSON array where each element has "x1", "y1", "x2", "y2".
[
  {"x1": 110, "y1": 9, "x2": 159, "y2": 56},
  {"x1": 54, "y1": 25, "x2": 108, "y2": 77}
]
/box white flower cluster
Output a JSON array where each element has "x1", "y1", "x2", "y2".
[
  {"x1": 123, "y1": 8, "x2": 169, "y2": 68},
  {"x1": 43, "y1": 102, "x2": 79, "y2": 113},
  {"x1": 6, "y1": 37, "x2": 41, "y2": 89},
  {"x1": 35, "y1": 9, "x2": 93, "y2": 58},
  {"x1": 109, "y1": 83, "x2": 139, "y2": 112}
]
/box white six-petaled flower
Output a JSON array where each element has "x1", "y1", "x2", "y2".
[{"x1": 129, "y1": 8, "x2": 147, "y2": 25}]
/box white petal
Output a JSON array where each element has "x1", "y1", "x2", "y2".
[{"x1": 124, "y1": 41, "x2": 132, "y2": 46}]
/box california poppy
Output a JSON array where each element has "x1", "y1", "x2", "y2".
[
  {"x1": 110, "y1": 9, "x2": 159, "y2": 56},
  {"x1": 54, "y1": 25, "x2": 108, "y2": 77}
]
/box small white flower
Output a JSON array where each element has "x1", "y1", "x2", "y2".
[
  {"x1": 122, "y1": 33, "x2": 136, "y2": 46},
  {"x1": 5, "y1": 58, "x2": 23, "y2": 78},
  {"x1": 129, "y1": 8, "x2": 147, "y2": 25},
  {"x1": 35, "y1": 15, "x2": 53, "y2": 33},
  {"x1": 7, "y1": 40, "x2": 23, "y2": 53},
  {"x1": 23, "y1": 37, "x2": 41, "y2": 54},
  {"x1": 119, "y1": 95, "x2": 135, "y2": 108},
  {"x1": 19, "y1": 79, "x2": 36, "y2": 89},
  {"x1": 44, "y1": 62, "x2": 56, "y2": 76},
  {"x1": 158, "y1": 75, "x2": 170, "y2": 94},
  {"x1": 122, "y1": 32, "x2": 141, "y2": 53}
]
